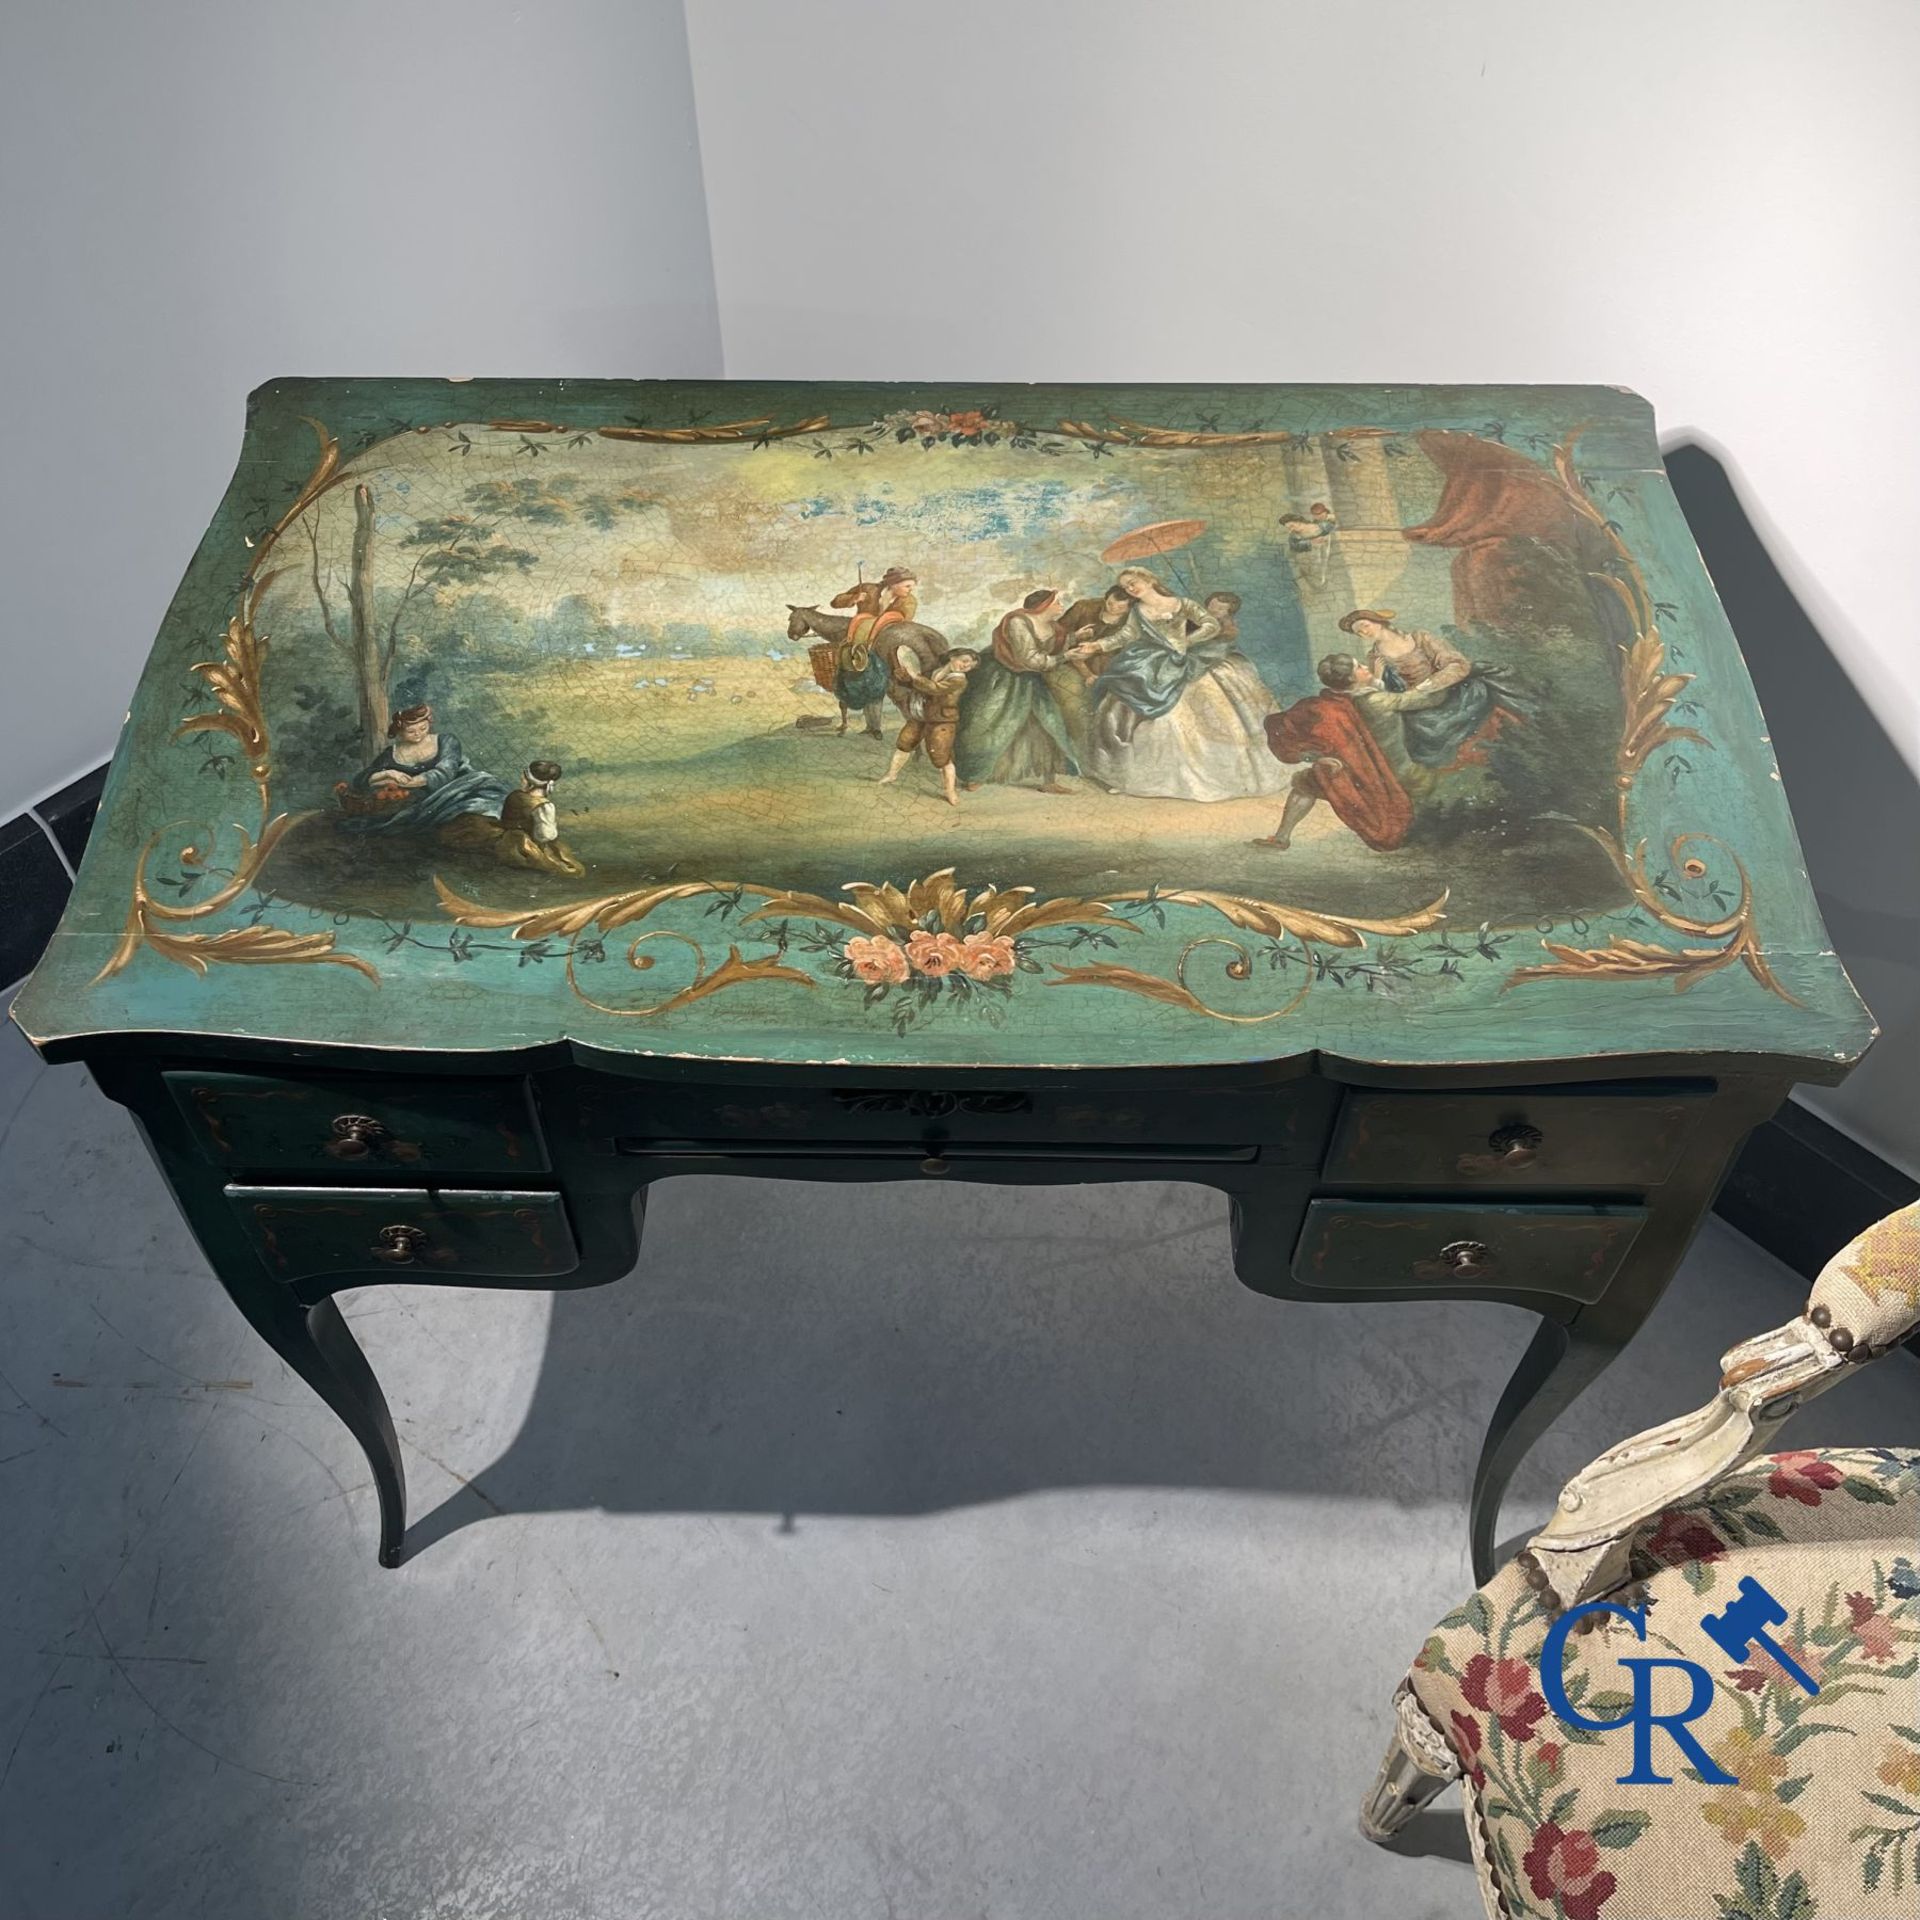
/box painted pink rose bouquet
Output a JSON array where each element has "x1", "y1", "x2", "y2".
[
  {"x1": 846, "y1": 929, "x2": 1019, "y2": 986},
  {"x1": 781, "y1": 868, "x2": 1133, "y2": 1036}
]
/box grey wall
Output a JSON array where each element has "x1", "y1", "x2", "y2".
[{"x1": 0, "y1": 0, "x2": 719, "y2": 810}]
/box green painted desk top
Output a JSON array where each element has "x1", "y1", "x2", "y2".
[{"x1": 13, "y1": 380, "x2": 1871, "y2": 1077}]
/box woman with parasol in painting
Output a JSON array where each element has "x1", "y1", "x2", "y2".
[{"x1": 1070, "y1": 521, "x2": 1287, "y2": 803}]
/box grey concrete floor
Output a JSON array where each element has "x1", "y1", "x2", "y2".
[{"x1": 1, "y1": 1019, "x2": 1914, "y2": 1920}]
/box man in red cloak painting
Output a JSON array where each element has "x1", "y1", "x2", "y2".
[{"x1": 1255, "y1": 654, "x2": 1414, "y2": 853}]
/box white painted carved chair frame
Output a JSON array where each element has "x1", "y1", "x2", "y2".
[{"x1": 1361, "y1": 1202, "x2": 1920, "y2": 1861}]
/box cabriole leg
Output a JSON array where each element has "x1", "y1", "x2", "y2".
[
  {"x1": 100, "y1": 1065, "x2": 412, "y2": 1568},
  {"x1": 224, "y1": 1278, "x2": 408, "y2": 1567},
  {"x1": 1470, "y1": 1314, "x2": 1623, "y2": 1583}
]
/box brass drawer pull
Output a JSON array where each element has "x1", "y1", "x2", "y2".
[
  {"x1": 920, "y1": 1155, "x2": 950, "y2": 1177},
  {"x1": 1297, "y1": 1200, "x2": 1642, "y2": 1303},
  {"x1": 326, "y1": 1114, "x2": 424, "y2": 1165},
  {"x1": 371, "y1": 1223, "x2": 429, "y2": 1265},
  {"x1": 1334, "y1": 1091, "x2": 1705, "y2": 1189},
  {"x1": 1453, "y1": 1123, "x2": 1545, "y2": 1175},
  {"x1": 1438, "y1": 1238, "x2": 1493, "y2": 1279},
  {"x1": 327, "y1": 1114, "x2": 390, "y2": 1160},
  {"x1": 1488, "y1": 1123, "x2": 1544, "y2": 1167}
]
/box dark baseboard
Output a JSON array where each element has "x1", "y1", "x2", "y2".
[
  {"x1": 4, "y1": 758, "x2": 1915, "y2": 1317},
  {"x1": 0, "y1": 764, "x2": 105, "y2": 993},
  {"x1": 1716, "y1": 1097, "x2": 1919, "y2": 1352},
  {"x1": 39, "y1": 764, "x2": 106, "y2": 871}
]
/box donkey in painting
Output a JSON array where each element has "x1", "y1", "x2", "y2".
[{"x1": 785, "y1": 605, "x2": 953, "y2": 736}]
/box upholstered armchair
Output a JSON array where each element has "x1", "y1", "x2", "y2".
[{"x1": 1364, "y1": 1204, "x2": 1920, "y2": 1919}]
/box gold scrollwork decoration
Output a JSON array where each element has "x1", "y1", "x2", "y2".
[
  {"x1": 1103, "y1": 886, "x2": 1450, "y2": 948},
  {"x1": 574, "y1": 932, "x2": 815, "y2": 1020},
  {"x1": 433, "y1": 865, "x2": 1452, "y2": 1025},
  {"x1": 1045, "y1": 891, "x2": 1448, "y2": 1022},
  {"x1": 1506, "y1": 830, "x2": 1789, "y2": 1001},
  {"x1": 100, "y1": 418, "x2": 376, "y2": 986},
  {"x1": 98, "y1": 813, "x2": 378, "y2": 985},
  {"x1": 490, "y1": 415, "x2": 834, "y2": 446},
  {"x1": 173, "y1": 576, "x2": 278, "y2": 822},
  {"x1": 1048, "y1": 943, "x2": 1312, "y2": 1026},
  {"x1": 744, "y1": 868, "x2": 1140, "y2": 944},
  {"x1": 1500, "y1": 426, "x2": 1794, "y2": 1002},
  {"x1": 432, "y1": 876, "x2": 814, "y2": 1017}
]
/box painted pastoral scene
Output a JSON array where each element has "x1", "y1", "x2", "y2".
[{"x1": 250, "y1": 409, "x2": 1641, "y2": 930}]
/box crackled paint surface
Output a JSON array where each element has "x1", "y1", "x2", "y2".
[{"x1": 12, "y1": 380, "x2": 1869, "y2": 1072}]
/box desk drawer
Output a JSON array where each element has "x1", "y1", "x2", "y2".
[
  {"x1": 170, "y1": 1071, "x2": 547, "y2": 1175},
  {"x1": 1325, "y1": 1088, "x2": 1705, "y2": 1190},
  {"x1": 615, "y1": 1139, "x2": 1260, "y2": 1171},
  {"x1": 1293, "y1": 1200, "x2": 1645, "y2": 1303},
  {"x1": 229, "y1": 1186, "x2": 577, "y2": 1283},
  {"x1": 577, "y1": 1080, "x2": 1329, "y2": 1159}
]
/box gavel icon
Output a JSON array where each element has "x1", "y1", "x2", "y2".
[{"x1": 1699, "y1": 1576, "x2": 1820, "y2": 1695}]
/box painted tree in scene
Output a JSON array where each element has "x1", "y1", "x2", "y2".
[{"x1": 302, "y1": 491, "x2": 540, "y2": 754}]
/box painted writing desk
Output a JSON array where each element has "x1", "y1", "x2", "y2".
[{"x1": 12, "y1": 380, "x2": 1871, "y2": 1578}]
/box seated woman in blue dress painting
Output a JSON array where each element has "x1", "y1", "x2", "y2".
[
  {"x1": 335, "y1": 704, "x2": 512, "y2": 847},
  {"x1": 1336, "y1": 609, "x2": 1532, "y2": 786}
]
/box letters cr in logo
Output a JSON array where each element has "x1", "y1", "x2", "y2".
[{"x1": 1540, "y1": 1603, "x2": 1738, "y2": 1787}]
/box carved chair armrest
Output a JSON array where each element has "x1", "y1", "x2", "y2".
[{"x1": 1527, "y1": 1202, "x2": 1920, "y2": 1607}]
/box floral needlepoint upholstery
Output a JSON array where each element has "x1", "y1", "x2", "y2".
[
  {"x1": 1808, "y1": 1208, "x2": 1920, "y2": 1358},
  {"x1": 1407, "y1": 1448, "x2": 1920, "y2": 1919}
]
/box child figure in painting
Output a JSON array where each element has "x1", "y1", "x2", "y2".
[
  {"x1": 1256, "y1": 654, "x2": 1413, "y2": 852},
  {"x1": 878, "y1": 649, "x2": 978, "y2": 806},
  {"x1": 1280, "y1": 504, "x2": 1337, "y2": 584},
  {"x1": 496, "y1": 760, "x2": 586, "y2": 876},
  {"x1": 1201, "y1": 590, "x2": 1243, "y2": 645},
  {"x1": 1279, "y1": 503, "x2": 1337, "y2": 551}
]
